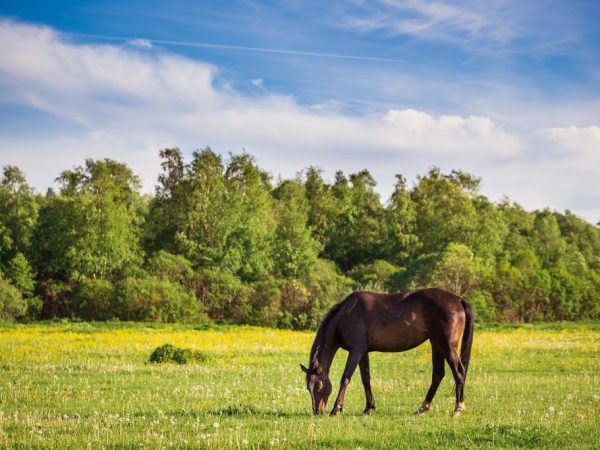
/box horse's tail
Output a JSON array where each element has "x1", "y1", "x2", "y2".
[{"x1": 460, "y1": 299, "x2": 474, "y2": 379}]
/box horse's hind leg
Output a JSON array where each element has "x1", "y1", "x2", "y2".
[
  {"x1": 443, "y1": 346, "x2": 465, "y2": 416},
  {"x1": 416, "y1": 344, "x2": 445, "y2": 414},
  {"x1": 359, "y1": 353, "x2": 376, "y2": 414}
]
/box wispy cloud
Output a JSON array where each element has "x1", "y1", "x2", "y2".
[
  {"x1": 68, "y1": 31, "x2": 407, "y2": 64},
  {"x1": 338, "y1": 0, "x2": 580, "y2": 54},
  {"x1": 344, "y1": 0, "x2": 492, "y2": 40}
]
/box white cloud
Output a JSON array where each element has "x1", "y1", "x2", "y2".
[
  {"x1": 0, "y1": 19, "x2": 598, "y2": 223},
  {"x1": 538, "y1": 125, "x2": 600, "y2": 163}
]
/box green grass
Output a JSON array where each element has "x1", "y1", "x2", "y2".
[{"x1": 0, "y1": 322, "x2": 598, "y2": 448}]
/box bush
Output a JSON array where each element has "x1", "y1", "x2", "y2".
[
  {"x1": 193, "y1": 269, "x2": 251, "y2": 322},
  {"x1": 114, "y1": 277, "x2": 207, "y2": 323},
  {"x1": 146, "y1": 251, "x2": 194, "y2": 285},
  {"x1": 347, "y1": 259, "x2": 400, "y2": 291},
  {"x1": 149, "y1": 343, "x2": 208, "y2": 364},
  {"x1": 72, "y1": 277, "x2": 115, "y2": 321},
  {"x1": 467, "y1": 290, "x2": 496, "y2": 322},
  {"x1": 39, "y1": 279, "x2": 73, "y2": 319},
  {"x1": 278, "y1": 259, "x2": 353, "y2": 329},
  {"x1": 248, "y1": 278, "x2": 282, "y2": 327},
  {"x1": 0, "y1": 276, "x2": 27, "y2": 320},
  {"x1": 5, "y1": 253, "x2": 35, "y2": 295}
]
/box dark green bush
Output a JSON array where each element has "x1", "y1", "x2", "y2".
[
  {"x1": 146, "y1": 251, "x2": 194, "y2": 285},
  {"x1": 0, "y1": 276, "x2": 27, "y2": 320},
  {"x1": 114, "y1": 277, "x2": 207, "y2": 323},
  {"x1": 193, "y1": 269, "x2": 251, "y2": 322},
  {"x1": 248, "y1": 278, "x2": 282, "y2": 327},
  {"x1": 466, "y1": 290, "x2": 496, "y2": 322},
  {"x1": 72, "y1": 277, "x2": 115, "y2": 321},
  {"x1": 149, "y1": 343, "x2": 208, "y2": 364},
  {"x1": 347, "y1": 259, "x2": 400, "y2": 291}
]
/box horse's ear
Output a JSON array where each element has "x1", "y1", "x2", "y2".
[{"x1": 300, "y1": 364, "x2": 309, "y2": 374}]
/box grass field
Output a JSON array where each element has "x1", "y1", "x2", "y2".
[{"x1": 0, "y1": 322, "x2": 599, "y2": 448}]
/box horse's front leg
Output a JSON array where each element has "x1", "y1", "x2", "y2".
[
  {"x1": 359, "y1": 353, "x2": 376, "y2": 414},
  {"x1": 331, "y1": 350, "x2": 363, "y2": 416}
]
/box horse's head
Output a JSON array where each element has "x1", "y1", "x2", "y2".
[{"x1": 300, "y1": 361, "x2": 332, "y2": 415}]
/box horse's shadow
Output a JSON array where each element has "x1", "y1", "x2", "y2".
[
  {"x1": 132, "y1": 405, "x2": 307, "y2": 419},
  {"x1": 207, "y1": 405, "x2": 306, "y2": 418}
]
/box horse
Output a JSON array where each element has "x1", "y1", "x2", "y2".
[{"x1": 300, "y1": 288, "x2": 473, "y2": 416}]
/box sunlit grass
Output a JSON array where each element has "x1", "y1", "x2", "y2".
[{"x1": 0, "y1": 322, "x2": 598, "y2": 448}]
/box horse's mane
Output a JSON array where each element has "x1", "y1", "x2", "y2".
[{"x1": 309, "y1": 295, "x2": 351, "y2": 365}]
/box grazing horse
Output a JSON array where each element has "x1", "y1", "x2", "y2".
[{"x1": 300, "y1": 288, "x2": 473, "y2": 416}]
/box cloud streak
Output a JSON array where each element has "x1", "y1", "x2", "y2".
[{"x1": 67, "y1": 31, "x2": 407, "y2": 64}]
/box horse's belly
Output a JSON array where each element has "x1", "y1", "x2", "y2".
[{"x1": 367, "y1": 326, "x2": 428, "y2": 352}]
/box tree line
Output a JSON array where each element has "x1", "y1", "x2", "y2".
[{"x1": 1, "y1": 148, "x2": 599, "y2": 327}]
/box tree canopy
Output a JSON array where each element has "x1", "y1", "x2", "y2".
[{"x1": 1, "y1": 150, "x2": 599, "y2": 326}]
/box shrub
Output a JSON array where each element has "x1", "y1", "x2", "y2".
[
  {"x1": 303, "y1": 259, "x2": 354, "y2": 328},
  {"x1": 347, "y1": 259, "x2": 400, "y2": 291},
  {"x1": 149, "y1": 343, "x2": 208, "y2": 364},
  {"x1": 114, "y1": 277, "x2": 207, "y2": 323},
  {"x1": 193, "y1": 269, "x2": 251, "y2": 322},
  {"x1": 248, "y1": 278, "x2": 282, "y2": 327},
  {"x1": 146, "y1": 251, "x2": 194, "y2": 285},
  {"x1": 39, "y1": 279, "x2": 73, "y2": 319},
  {"x1": 278, "y1": 259, "x2": 353, "y2": 329},
  {"x1": 467, "y1": 290, "x2": 496, "y2": 322},
  {"x1": 72, "y1": 277, "x2": 115, "y2": 321},
  {"x1": 0, "y1": 276, "x2": 27, "y2": 320}
]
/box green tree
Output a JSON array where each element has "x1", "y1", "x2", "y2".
[
  {"x1": 325, "y1": 170, "x2": 384, "y2": 270},
  {"x1": 303, "y1": 166, "x2": 337, "y2": 249},
  {"x1": 428, "y1": 243, "x2": 487, "y2": 297},
  {"x1": 411, "y1": 168, "x2": 478, "y2": 254},
  {"x1": 383, "y1": 174, "x2": 420, "y2": 266},
  {"x1": 272, "y1": 180, "x2": 321, "y2": 279},
  {"x1": 0, "y1": 166, "x2": 39, "y2": 283},
  {"x1": 33, "y1": 159, "x2": 144, "y2": 281}
]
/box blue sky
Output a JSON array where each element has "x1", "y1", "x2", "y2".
[{"x1": 1, "y1": 1, "x2": 599, "y2": 222}]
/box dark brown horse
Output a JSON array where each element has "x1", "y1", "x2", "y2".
[{"x1": 301, "y1": 288, "x2": 473, "y2": 416}]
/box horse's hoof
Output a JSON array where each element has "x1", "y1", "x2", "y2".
[
  {"x1": 453, "y1": 402, "x2": 465, "y2": 417},
  {"x1": 363, "y1": 407, "x2": 375, "y2": 415},
  {"x1": 330, "y1": 406, "x2": 342, "y2": 416},
  {"x1": 415, "y1": 401, "x2": 431, "y2": 415}
]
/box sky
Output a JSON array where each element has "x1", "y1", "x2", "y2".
[{"x1": 0, "y1": 0, "x2": 599, "y2": 223}]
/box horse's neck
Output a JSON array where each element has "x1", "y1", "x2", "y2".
[{"x1": 310, "y1": 327, "x2": 337, "y2": 374}]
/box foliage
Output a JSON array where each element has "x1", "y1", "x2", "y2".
[
  {"x1": 347, "y1": 259, "x2": 400, "y2": 291},
  {"x1": 0, "y1": 275, "x2": 27, "y2": 320},
  {"x1": 272, "y1": 179, "x2": 320, "y2": 279},
  {"x1": 145, "y1": 250, "x2": 194, "y2": 285},
  {"x1": 148, "y1": 343, "x2": 208, "y2": 364},
  {"x1": 113, "y1": 277, "x2": 206, "y2": 323},
  {"x1": 32, "y1": 159, "x2": 144, "y2": 282},
  {"x1": 1, "y1": 151, "x2": 600, "y2": 327},
  {"x1": 0, "y1": 166, "x2": 39, "y2": 266},
  {"x1": 72, "y1": 277, "x2": 115, "y2": 321}
]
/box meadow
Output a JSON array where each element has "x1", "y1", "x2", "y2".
[{"x1": 0, "y1": 322, "x2": 598, "y2": 449}]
